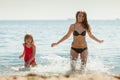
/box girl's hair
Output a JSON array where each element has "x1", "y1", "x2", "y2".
[
  {"x1": 24, "y1": 34, "x2": 34, "y2": 44},
  {"x1": 76, "y1": 11, "x2": 89, "y2": 30}
]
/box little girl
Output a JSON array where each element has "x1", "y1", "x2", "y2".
[{"x1": 19, "y1": 34, "x2": 37, "y2": 68}]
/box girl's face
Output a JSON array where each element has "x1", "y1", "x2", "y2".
[
  {"x1": 77, "y1": 13, "x2": 85, "y2": 23},
  {"x1": 25, "y1": 38, "x2": 32, "y2": 44}
]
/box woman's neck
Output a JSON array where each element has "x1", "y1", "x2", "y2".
[{"x1": 76, "y1": 23, "x2": 83, "y2": 27}]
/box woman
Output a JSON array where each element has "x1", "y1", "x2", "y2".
[{"x1": 51, "y1": 11, "x2": 103, "y2": 71}]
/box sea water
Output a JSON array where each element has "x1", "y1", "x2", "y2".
[{"x1": 0, "y1": 20, "x2": 120, "y2": 76}]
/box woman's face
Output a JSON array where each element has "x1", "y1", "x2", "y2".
[{"x1": 77, "y1": 13, "x2": 85, "y2": 23}]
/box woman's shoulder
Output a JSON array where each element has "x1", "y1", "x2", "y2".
[
  {"x1": 69, "y1": 23, "x2": 75, "y2": 30},
  {"x1": 70, "y1": 23, "x2": 75, "y2": 27}
]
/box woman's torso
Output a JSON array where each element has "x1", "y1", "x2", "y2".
[{"x1": 72, "y1": 24, "x2": 87, "y2": 48}]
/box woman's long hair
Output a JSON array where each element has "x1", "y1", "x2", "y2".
[{"x1": 76, "y1": 11, "x2": 89, "y2": 30}]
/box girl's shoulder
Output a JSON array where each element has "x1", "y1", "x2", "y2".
[
  {"x1": 23, "y1": 43, "x2": 26, "y2": 46},
  {"x1": 32, "y1": 44, "x2": 36, "y2": 48}
]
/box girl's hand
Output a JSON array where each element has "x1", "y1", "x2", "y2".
[
  {"x1": 51, "y1": 43, "x2": 58, "y2": 47},
  {"x1": 99, "y1": 40, "x2": 104, "y2": 43},
  {"x1": 19, "y1": 55, "x2": 23, "y2": 59}
]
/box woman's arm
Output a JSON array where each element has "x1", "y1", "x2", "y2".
[
  {"x1": 87, "y1": 26, "x2": 104, "y2": 43},
  {"x1": 51, "y1": 24, "x2": 74, "y2": 47}
]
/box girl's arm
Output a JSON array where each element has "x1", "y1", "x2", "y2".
[
  {"x1": 87, "y1": 26, "x2": 104, "y2": 43},
  {"x1": 19, "y1": 50, "x2": 25, "y2": 59},
  {"x1": 28, "y1": 45, "x2": 36, "y2": 63},
  {"x1": 19, "y1": 43, "x2": 25, "y2": 59},
  {"x1": 51, "y1": 24, "x2": 74, "y2": 47}
]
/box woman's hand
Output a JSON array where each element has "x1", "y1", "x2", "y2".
[
  {"x1": 51, "y1": 43, "x2": 58, "y2": 47},
  {"x1": 98, "y1": 40, "x2": 104, "y2": 43}
]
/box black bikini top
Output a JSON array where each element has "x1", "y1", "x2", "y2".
[
  {"x1": 73, "y1": 30, "x2": 86, "y2": 36},
  {"x1": 73, "y1": 25, "x2": 86, "y2": 36}
]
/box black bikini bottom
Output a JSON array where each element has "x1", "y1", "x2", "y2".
[{"x1": 71, "y1": 47, "x2": 87, "y2": 54}]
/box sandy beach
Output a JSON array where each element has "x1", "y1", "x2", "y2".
[{"x1": 0, "y1": 73, "x2": 120, "y2": 80}]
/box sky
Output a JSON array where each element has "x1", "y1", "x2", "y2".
[{"x1": 0, "y1": 0, "x2": 120, "y2": 20}]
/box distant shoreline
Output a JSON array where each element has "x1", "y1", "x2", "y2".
[{"x1": 0, "y1": 18, "x2": 120, "y2": 21}]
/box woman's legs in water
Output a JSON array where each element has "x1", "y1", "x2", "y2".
[
  {"x1": 80, "y1": 49, "x2": 88, "y2": 70},
  {"x1": 70, "y1": 49, "x2": 78, "y2": 71}
]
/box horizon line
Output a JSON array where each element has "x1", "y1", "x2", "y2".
[{"x1": 0, "y1": 18, "x2": 120, "y2": 21}]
